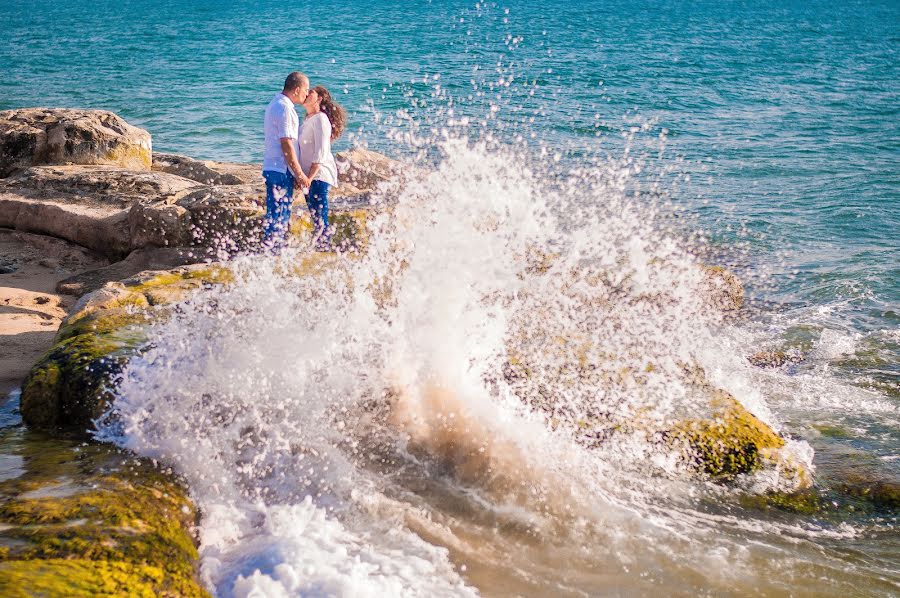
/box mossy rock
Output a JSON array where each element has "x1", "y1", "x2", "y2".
[
  {"x1": 738, "y1": 489, "x2": 822, "y2": 515},
  {"x1": 21, "y1": 266, "x2": 232, "y2": 432},
  {"x1": 0, "y1": 430, "x2": 208, "y2": 597},
  {"x1": 292, "y1": 208, "x2": 369, "y2": 252},
  {"x1": 666, "y1": 393, "x2": 785, "y2": 478},
  {"x1": 0, "y1": 559, "x2": 206, "y2": 598},
  {"x1": 20, "y1": 332, "x2": 139, "y2": 431},
  {"x1": 838, "y1": 480, "x2": 900, "y2": 511}
]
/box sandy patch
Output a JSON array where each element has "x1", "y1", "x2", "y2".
[{"x1": 0, "y1": 229, "x2": 107, "y2": 395}]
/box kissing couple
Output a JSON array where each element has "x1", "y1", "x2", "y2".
[{"x1": 262, "y1": 71, "x2": 347, "y2": 252}]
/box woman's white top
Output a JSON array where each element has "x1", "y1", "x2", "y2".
[{"x1": 299, "y1": 112, "x2": 338, "y2": 186}]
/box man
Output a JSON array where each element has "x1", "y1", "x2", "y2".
[{"x1": 262, "y1": 71, "x2": 311, "y2": 250}]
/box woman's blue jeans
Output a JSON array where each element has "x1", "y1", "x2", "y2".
[
  {"x1": 262, "y1": 170, "x2": 294, "y2": 251},
  {"x1": 305, "y1": 179, "x2": 331, "y2": 248}
]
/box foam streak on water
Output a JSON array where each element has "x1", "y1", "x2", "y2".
[{"x1": 97, "y1": 140, "x2": 900, "y2": 597}]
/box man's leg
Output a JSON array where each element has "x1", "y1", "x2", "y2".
[{"x1": 263, "y1": 171, "x2": 294, "y2": 251}]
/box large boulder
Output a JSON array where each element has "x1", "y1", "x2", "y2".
[
  {"x1": 0, "y1": 109, "x2": 152, "y2": 177},
  {"x1": 0, "y1": 165, "x2": 201, "y2": 257}
]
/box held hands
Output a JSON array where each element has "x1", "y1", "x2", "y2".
[{"x1": 289, "y1": 165, "x2": 311, "y2": 189}]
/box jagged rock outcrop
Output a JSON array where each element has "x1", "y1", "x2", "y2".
[{"x1": 0, "y1": 109, "x2": 152, "y2": 178}]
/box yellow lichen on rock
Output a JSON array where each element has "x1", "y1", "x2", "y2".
[
  {"x1": 292, "y1": 208, "x2": 370, "y2": 252},
  {"x1": 668, "y1": 392, "x2": 784, "y2": 478},
  {"x1": 0, "y1": 437, "x2": 209, "y2": 598},
  {"x1": 105, "y1": 142, "x2": 153, "y2": 171}
]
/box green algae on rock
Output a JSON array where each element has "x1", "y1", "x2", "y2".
[
  {"x1": 21, "y1": 266, "x2": 232, "y2": 432},
  {"x1": 666, "y1": 392, "x2": 786, "y2": 479},
  {"x1": 0, "y1": 429, "x2": 208, "y2": 597}
]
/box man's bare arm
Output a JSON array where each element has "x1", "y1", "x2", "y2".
[{"x1": 280, "y1": 138, "x2": 308, "y2": 186}]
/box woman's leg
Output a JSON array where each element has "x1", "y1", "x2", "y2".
[{"x1": 305, "y1": 180, "x2": 331, "y2": 249}]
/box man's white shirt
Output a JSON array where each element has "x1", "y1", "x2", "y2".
[{"x1": 263, "y1": 93, "x2": 300, "y2": 174}]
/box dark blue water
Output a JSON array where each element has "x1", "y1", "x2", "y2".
[{"x1": 1, "y1": 0, "x2": 897, "y2": 436}]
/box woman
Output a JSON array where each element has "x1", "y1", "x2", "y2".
[{"x1": 299, "y1": 85, "x2": 346, "y2": 250}]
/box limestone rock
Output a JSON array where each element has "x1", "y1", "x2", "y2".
[
  {"x1": 176, "y1": 184, "x2": 265, "y2": 251},
  {"x1": 153, "y1": 152, "x2": 261, "y2": 186},
  {"x1": 0, "y1": 165, "x2": 200, "y2": 257},
  {"x1": 336, "y1": 147, "x2": 400, "y2": 192},
  {"x1": 57, "y1": 246, "x2": 217, "y2": 297},
  {"x1": 0, "y1": 109, "x2": 393, "y2": 257},
  {"x1": 128, "y1": 202, "x2": 193, "y2": 249},
  {"x1": 0, "y1": 108, "x2": 152, "y2": 177}
]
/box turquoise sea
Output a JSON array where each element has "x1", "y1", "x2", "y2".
[
  {"x1": 4, "y1": 0, "x2": 897, "y2": 394},
  {"x1": 2, "y1": 1, "x2": 899, "y2": 595}
]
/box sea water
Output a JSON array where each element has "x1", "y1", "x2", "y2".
[{"x1": 2, "y1": 0, "x2": 898, "y2": 596}]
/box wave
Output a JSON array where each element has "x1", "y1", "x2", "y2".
[{"x1": 94, "y1": 138, "x2": 900, "y2": 597}]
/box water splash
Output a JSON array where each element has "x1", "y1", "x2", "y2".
[{"x1": 96, "y1": 138, "x2": 897, "y2": 597}]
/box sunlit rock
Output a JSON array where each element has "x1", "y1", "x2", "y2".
[
  {"x1": 0, "y1": 108, "x2": 152, "y2": 177},
  {"x1": 665, "y1": 390, "x2": 786, "y2": 478},
  {"x1": 56, "y1": 247, "x2": 216, "y2": 298},
  {"x1": 0, "y1": 165, "x2": 200, "y2": 257},
  {"x1": 0, "y1": 435, "x2": 207, "y2": 597},
  {"x1": 0, "y1": 110, "x2": 394, "y2": 260},
  {"x1": 21, "y1": 266, "x2": 231, "y2": 431},
  {"x1": 152, "y1": 152, "x2": 260, "y2": 186},
  {"x1": 336, "y1": 146, "x2": 400, "y2": 193}
]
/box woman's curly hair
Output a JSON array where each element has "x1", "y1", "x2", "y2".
[{"x1": 313, "y1": 85, "x2": 346, "y2": 141}]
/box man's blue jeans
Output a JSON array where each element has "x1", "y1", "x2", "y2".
[
  {"x1": 305, "y1": 179, "x2": 331, "y2": 248},
  {"x1": 262, "y1": 170, "x2": 294, "y2": 251}
]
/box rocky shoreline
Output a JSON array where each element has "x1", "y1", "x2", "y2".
[
  {"x1": 0, "y1": 108, "x2": 894, "y2": 595},
  {"x1": 0, "y1": 108, "x2": 390, "y2": 595}
]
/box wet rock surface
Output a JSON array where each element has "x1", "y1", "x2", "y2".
[{"x1": 0, "y1": 426, "x2": 208, "y2": 597}]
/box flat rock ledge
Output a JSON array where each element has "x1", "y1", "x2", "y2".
[{"x1": 0, "y1": 108, "x2": 152, "y2": 177}]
